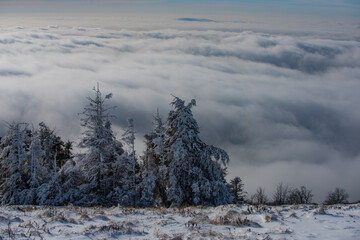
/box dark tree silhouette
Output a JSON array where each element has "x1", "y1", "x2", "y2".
[
  {"x1": 324, "y1": 188, "x2": 349, "y2": 205},
  {"x1": 229, "y1": 177, "x2": 247, "y2": 203}
]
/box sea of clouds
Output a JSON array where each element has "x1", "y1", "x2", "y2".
[{"x1": 1, "y1": 16, "x2": 360, "y2": 201}]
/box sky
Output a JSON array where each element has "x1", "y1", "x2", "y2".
[
  {"x1": 1, "y1": 0, "x2": 360, "y2": 18},
  {"x1": 0, "y1": 1, "x2": 360, "y2": 203}
]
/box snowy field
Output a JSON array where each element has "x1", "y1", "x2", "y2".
[{"x1": 0, "y1": 204, "x2": 359, "y2": 239}]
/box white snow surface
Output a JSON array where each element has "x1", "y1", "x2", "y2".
[{"x1": 0, "y1": 204, "x2": 359, "y2": 239}]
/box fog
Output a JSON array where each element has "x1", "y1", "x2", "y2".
[{"x1": 1, "y1": 14, "x2": 359, "y2": 202}]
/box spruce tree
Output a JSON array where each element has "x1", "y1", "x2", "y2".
[
  {"x1": 165, "y1": 96, "x2": 232, "y2": 206},
  {"x1": 38, "y1": 122, "x2": 66, "y2": 173},
  {"x1": 121, "y1": 118, "x2": 140, "y2": 206},
  {"x1": 60, "y1": 159, "x2": 83, "y2": 204},
  {"x1": 78, "y1": 83, "x2": 117, "y2": 205},
  {"x1": 0, "y1": 122, "x2": 30, "y2": 204},
  {"x1": 229, "y1": 177, "x2": 247, "y2": 203},
  {"x1": 25, "y1": 131, "x2": 45, "y2": 205},
  {"x1": 143, "y1": 110, "x2": 167, "y2": 205}
]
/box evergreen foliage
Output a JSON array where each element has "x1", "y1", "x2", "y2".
[
  {"x1": 121, "y1": 119, "x2": 139, "y2": 206},
  {"x1": 0, "y1": 88, "x2": 236, "y2": 207},
  {"x1": 77, "y1": 83, "x2": 120, "y2": 205},
  {"x1": 38, "y1": 122, "x2": 68, "y2": 172},
  {"x1": 0, "y1": 123, "x2": 30, "y2": 204},
  {"x1": 165, "y1": 96, "x2": 232, "y2": 206},
  {"x1": 25, "y1": 131, "x2": 45, "y2": 205},
  {"x1": 143, "y1": 110, "x2": 167, "y2": 205},
  {"x1": 229, "y1": 177, "x2": 247, "y2": 203}
]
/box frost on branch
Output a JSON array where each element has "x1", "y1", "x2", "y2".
[
  {"x1": 0, "y1": 122, "x2": 30, "y2": 204},
  {"x1": 165, "y1": 96, "x2": 232, "y2": 206},
  {"x1": 77, "y1": 83, "x2": 122, "y2": 206}
]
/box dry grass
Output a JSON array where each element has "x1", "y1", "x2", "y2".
[
  {"x1": 15, "y1": 206, "x2": 40, "y2": 213},
  {"x1": 28, "y1": 230, "x2": 43, "y2": 239},
  {"x1": 38, "y1": 208, "x2": 57, "y2": 218},
  {"x1": 50, "y1": 211, "x2": 77, "y2": 224},
  {"x1": 155, "y1": 207, "x2": 170, "y2": 215},
  {"x1": 154, "y1": 228, "x2": 171, "y2": 240},
  {"x1": 186, "y1": 227, "x2": 242, "y2": 239},
  {"x1": 79, "y1": 211, "x2": 92, "y2": 222},
  {"x1": 265, "y1": 214, "x2": 277, "y2": 222},
  {"x1": 315, "y1": 206, "x2": 326, "y2": 214},
  {"x1": 122, "y1": 207, "x2": 138, "y2": 215},
  {"x1": 84, "y1": 221, "x2": 146, "y2": 237},
  {"x1": 185, "y1": 215, "x2": 210, "y2": 228},
  {"x1": 209, "y1": 209, "x2": 261, "y2": 228}
]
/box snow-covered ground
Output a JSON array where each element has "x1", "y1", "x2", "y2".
[{"x1": 0, "y1": 203, "x2": 359, "y2": 239}]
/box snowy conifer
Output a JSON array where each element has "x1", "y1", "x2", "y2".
[
  {"x1": 78, "y1": 83, "x2": 117, "y2": 205},
  {"x1": 142, "y1": 110, "x2": 168, "y2": 205},
  {"x1": 38, "y1": 122, "x2": 66, "y2": 173},
  {"x1": 142, "y1": 110, "x2": 166, "y2": 172},
  {"x1": 229, "y1": 177, "x2": 247, "y2": 203},
  {"x1": 0, "y1": 122, "x2": 30, "y2": 205},
  {"x1": 38, "y1": 172, "x2": 63, "y2": 206},
  {"x1": 165, "y1": 96, "x2": 232, "y2": 206},
  {"x1": 153, "y1": 110, "x2": 166, "y2": 166},
  {"x1": 60, "y1": 158, "x2": 83, "y2": 205},
  {"x1": 121, "y1": 118, "x2": 139, "y2": 206},
  {"x1": 24, "y1": 131, "x2": 45, "y2": 204},
  {"x1": 111, "y1": 152, "x2": 133, "y2": 205},
  {"x1": 138, "y1": 171, "x2": 156, "y2": 207}
]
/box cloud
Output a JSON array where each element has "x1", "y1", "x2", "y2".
[
  {"x1": 1, "y1": 21, "x2": 360, "y2": 202},
  {"x1": 0, "y1": 69, "x2": 31, "y2": 76},
  {"x1": 178, "y1": 18, "x2": 215, "y2": 22},
  {"x1": 72, "y1": 39, "x2": 104, "y2": 47},
  {"x1": 0, "y1": 38, "x2": 16, "y2": 44}
]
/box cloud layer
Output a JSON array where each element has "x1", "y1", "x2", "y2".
[{"x1": 1, "y1": 19, "x2": 360, "y2": 202}]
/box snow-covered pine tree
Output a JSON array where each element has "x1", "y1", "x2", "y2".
[
  {"x1": 103, "y1": 122, "x2": 126, "y2": 205},
  {"x1": 153, "y1": 110, "x2": 166, "y2": 166},
  {"x1": 37, "y1": 171, "x2": 63, "y2": 206},
  {"x1": 77, "y1": 83, "x2": 117, "y2": 205},
  {"x1": 36, "y1": 123, "x2": 74, "y2": 206},
  {"x1": 0, "y1": 137, "x2": 3, "y2": 187},
  {"x1": 37, "y1": 136, "x2": 63, "y2": 206},
  {"x1": 38, "y1": 122, "x2": 66, "y2": 173},
  {"x1": 102, "y1": 120, "x2": 125, "y2": 203},
  {"x1": 60, "y1": 158, "x2": 83, "y2": 205},
  {"x1": 137, "y1": 113, "x2": 165, "y2": 207},
  {"x1": 24, "y1": 131, "x2": 45, "y2": 205},
  {"x1": 143, "y1": 134, "x2": 157, "y2": 173},
  {"x1": 165, "y1": 96, "x2": 232, "y2": 206},
  {"x1": 138, "y1": 171, "x2": 156, "y2": 207},
  {"x1": 121, "y1": 118, "x2": 140, "y2": 206},
  {"x1": 142, "y1": 110, "x2": 167, "y2": 205},
  {"x1": 60, "y1": 140, "x2": 74, "y2": 164},
  {"x1": 0, "y1": 122, "x2": 30, "y2": 205},
  {"x1": 111, "y1": 152, "x2": 133, "y2": 205},
  {"x1": 138, "y1": 140, "x2": 156, "y2": 207}
]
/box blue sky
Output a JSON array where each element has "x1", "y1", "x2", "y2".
[{"x1": 1, "y1": 0, "x2": 359, "y2": 18}]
